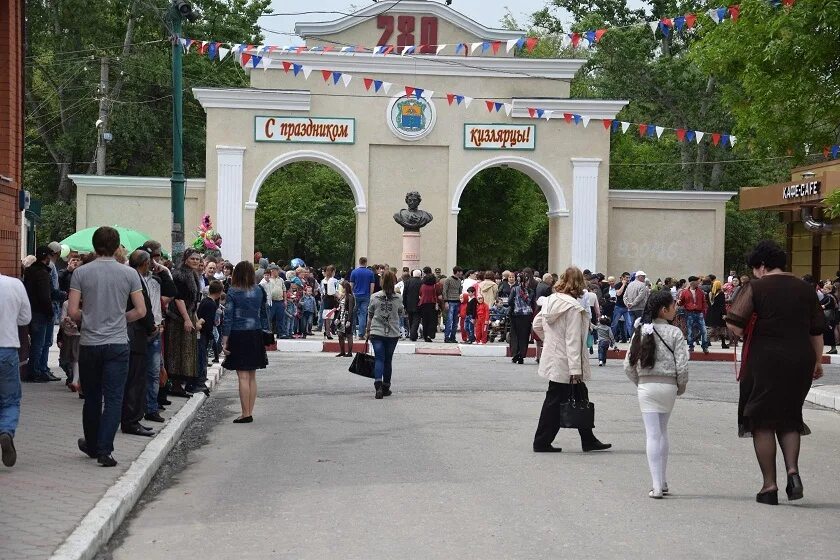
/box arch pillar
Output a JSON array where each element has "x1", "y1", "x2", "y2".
[{"x1": 216, "y1": 145, "x2": 246, "y2": 263}]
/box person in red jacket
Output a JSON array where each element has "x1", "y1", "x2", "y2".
[
  {"x1": 677, "y1": 275, "x2": 710, "y2": 353},
  {"x1": 459, "y1": 292, "x2": 469, "y2": 342},
  {"x1": 475, "y1": 294, "x2": 490, "y2": 344}
]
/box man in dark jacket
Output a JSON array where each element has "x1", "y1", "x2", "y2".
[
  {"x1": 402, "y1": 270, "x2": 423, "y2": 341},
  {"x1": 23, "y1": 246, "x2": 56, "y2": 382}
]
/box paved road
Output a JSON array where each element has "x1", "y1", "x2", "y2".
[{"x1": 101, "y1": 353, "x2": 840, "y2": 560}]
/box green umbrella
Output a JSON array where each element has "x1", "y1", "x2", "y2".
[{"x1": 60, "y1": 226, "x2": 151, "y2": 253}]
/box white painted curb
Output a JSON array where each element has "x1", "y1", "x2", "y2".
[
  {"x1": 806, "y1": 385, "x2": 840, "y2": 412},
  {"x1": 275, "y1": 339, "x2": 323, "y2": 352},
  {"x1": 458, "y1": 343, "x2": 507, "y2": 357},
  {"x1": 49, "y1": 364, "x2": 226, "y2": 560}
]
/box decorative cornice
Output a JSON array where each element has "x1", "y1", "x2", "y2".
[
  {"x1": 609, "y1": 189, "x2": 737, "y2": 203},
  {"x1": 216, "y1": 145, "x2": 246, "y2": 156},
  {"x1": 255, "y1": 52, "x2": 586, "y2": 80},
  {"x1": 193, "y1": 88, "x2": 311, "y2": 111},
  {"x1": 295, "y1": 1, "x2": 524, "y2": 41},
  {"x1": 69, "y1": 175, "x2": 206, "y2": 190},
  {"x1": 571, "y1": 158, "x2": 603, "y2": 169},
  {"x1": 512, "y1": 99, "x2": 629, "y2": 120}
]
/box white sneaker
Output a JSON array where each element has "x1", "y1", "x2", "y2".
[
  {"x1": 649, "y1": 489, "x2": 664, "y2": 499},
  {"x1": 598, "y1": 361, "x2": 604, "y2": 366}
]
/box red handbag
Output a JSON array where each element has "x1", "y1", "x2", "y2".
[{"x1": 736, "y1": 313, "x2": 758, "y2": 381}]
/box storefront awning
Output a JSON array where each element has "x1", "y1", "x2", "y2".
[{"x1": 740, "y1": 170, "x2": 840, "y2": 211}]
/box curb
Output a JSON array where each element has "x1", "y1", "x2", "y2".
[
  {"x1": 806, "y1": 385, "x2": 840, "y2": 412},
  {"x1": 49, "y1": 364, "x2": 226, "y2": 560}
]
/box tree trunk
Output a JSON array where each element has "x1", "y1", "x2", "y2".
[
  {"x1": 710, "y1": 155, "x2": 724, "y2": 190},
  {"x1": 693, "y1": 141, "x2": 707, "y2": 191},
  {"x1": 680, "y1": 142, "x2": 693, "y2": 190}
]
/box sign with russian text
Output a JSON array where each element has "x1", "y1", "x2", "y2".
[
  {"x1": 782, "y1": 180, "x2": 821, "y2": 200},
  {"x1": 464, "y1": 124, "x2": 535, "y2": 150},
  {"x1": 256, "y1": 116, "x2": 355, "y2": 144}
]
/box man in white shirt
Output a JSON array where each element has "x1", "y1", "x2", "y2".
[
  {"x1": 462, "y1": 270, "x2": 479, "y2": 294},
  {"x1": 0, "y1": 273, "x2": 33, "y2": 467}
]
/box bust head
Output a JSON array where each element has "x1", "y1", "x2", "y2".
[{"x1": 405, "y1": 191, "x2": 421, "y2": 211}]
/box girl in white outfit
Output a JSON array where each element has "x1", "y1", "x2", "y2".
[{"x1": 624, "y1": 289, "x2": 689, "y2": 499}]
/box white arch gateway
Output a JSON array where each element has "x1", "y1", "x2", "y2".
[{"x1": 73, "y1": 1, "x2": 733, "y2": 281}]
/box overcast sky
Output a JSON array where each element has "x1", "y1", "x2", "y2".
[{"x1": 259, "y1": 0, "x2": 648, "y2": 45}]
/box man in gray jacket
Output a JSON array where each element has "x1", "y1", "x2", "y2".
[
  {"x1": 441, "y1": 267, "x2": 463, "y2": 343},
  {"x1": 623, "y1": 271, "x2": 650, "y2": 323}
]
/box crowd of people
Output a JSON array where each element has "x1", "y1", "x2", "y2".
[{"x1": 0, "y1": 235, "x2": 828, "y2": 506}]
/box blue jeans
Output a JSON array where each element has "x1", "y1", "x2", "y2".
[
  {"x1": 355, "y1": 295, "x2": 370, "y2": 338},
  {"x1": 79, "y1": 344, "x2": 130, "y2": 456},
  {"x1": 611, "y1": 306, "x2": 632, "y2": 342},
  {"x1": 271, "y1": 300, "x2": 286, "y2": 336},
  {"x1": 301, "y1": 311, "x2": 314, "y2": 335},
  {"x1": 190, "y1": 334, "x2": 209, "y2": 391},
  {"x1": 371, "y1": 335, "x2": 399, "y2": 383},
  {"x1": 42, "y1": 319, "x2": 55, "y2": 373},
  {"x1": 685, "y1": 312, "x2": 709, "y2": 350},
  {"x1": 444, "y1": 301, "x2": 460, "y2": 340},
  {"x1": 145, "y1": 337, "x2": 161, "y2": 414},
  {"x1": 465, "y1": 315, "x2": 475, "y2": 341},
  {"x1": 28, "y1": 312, "x2": 51, "y2": 378},
  {"x1": 597, "y1": 340, "x2": 610, "y2": 363},
  {"x1": 0, "y1": 348, "x2": 21, "y2": 437}
]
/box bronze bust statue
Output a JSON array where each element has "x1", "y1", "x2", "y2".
[{"x1": 394, "y1": 191, "x2": 433, "y2": 232}]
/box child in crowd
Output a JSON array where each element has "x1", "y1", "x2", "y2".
[
  {"x1": 595, "y1": 315, "x2": 615, "y2": 366},
  {"x1": 474, "y1": 293, "x2": 490, "y2": 344},
  {"x1": 299, "y1": 286, "x2": 317, "y2": 339},
  {"x1": 464, "y1": 286, "x2": 477, "y2": 344},
  {"x1": 459, "y1": 291, "x2": 470, "y2": 342},
  {"x1": 59, "y1": 300, "x2": 81, "y2": 393},
  {"x1": 285, "y1": 286, "x2": 301, "y2": 338},
  {"x1": 193, "y1": 280, "x2": 222, "y2": 395},
  {"x1": 211, "y1": 292, "x2": 225, "y2": 363}
]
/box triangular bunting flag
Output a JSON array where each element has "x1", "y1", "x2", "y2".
[
  {"x1": 302, "y1": 66, "x2": 312, "y2": 79},
  {"x1": 662, "y1": 18, "x2": 673, "y2": 28},
  {"x1": 611, "y1": 119, "x2": 620, "y2": 132},
  {"x1": 414, "y1": 88, "x2": 425, "y2": 100},
  {"x1": 422, "y1": 90, "x2": 434, "y2": 100},
  {"x1": 506, "y1": 39, "x2": 518, "y2": 53},
  {"x1": 649, "y1": 21, "x2": 660, "y2": 34},
  {"x1": 528, "y1": 108, "x2": 536, "y2": 118},
  {"x1": 486, "y1": 100, "x2": 495, "y2": 112},
  {"x1": 729, "y1": 135, "x2": 737, "y2": 147},
  {"x1": 544, "y1": 110, "x2": 553, "y2": 121},
  {"x1": 685, "y1": 13, "x2": 697, "y2": 28},
  {"x1": 292, "y1": 63, "x2": 302, "y2": 76},
  {"x1": 659, "y1": 22, "x2": 671, "y2": 37},
  {"x1": 573, "y1": 114, "x2": 582, "y2": 125},
  {"x1": 463, "y1": 97, "x2": 473, "y2": 108},
  {"x1": 639, "y1": 124, "x2": 649, "y2": 137},
  {"x1": 481, "y1": 42, "x2": 491, "y2": 53},
  {"x1": 436, "y1": 44, "x2": 447, "y2": 55},
  {"x1": 621, "y1": 121, "x2": 631, "y2": 133},
  {"x1": 674, "y1": 16, "x2": 686, "y2": 32},
  {"x1": 570, "y1": 33, "x2": 582, "y2": 48},
  {"x1": 364, "y1": 78, "x2": 374, "y2": 90},
  {"x1": 647, "y1": 126, "x2": 657, "y2": 138},
  {"x1": 696, "y1": 131, "x2": 705, "y2": 144},
  {"x1": 282, "y1": 61, "x2": 292, "y2": 73},
  {"x1": 262, "y1": 58, "x2": 272, "y2": 71},
  {"x1": 717, "y1": 7, "x2": 728, "y2": 21},
  {"x1": 342, "y1": 74, "x2": 352, "y2": 87},
  {"x1": 585, "y1": 31, "x2": 596, "y2": 45},
  {"x1": 198, "y1": 41, "x2": 209, "y2": 55},
  {"x1": 721, "y1": 134, "x2": 730, "y2": 147},
  {"x1": 382, "y1": 82, "x2": 392, "y2": 94},
  {"x1": 332, "y1": 71, "x2": 342, "y2": 84},
  {"x1": 218, "y1": 47, "x2": 229, "y2": 61},
  {"x1": 448, "y1": 94, "x2": 456, "y2": 106},
  {"x1": 729, "y1": 5, "x2": 740, "y2": 22},
  {"x1": 686, "y1": 130, "x2": 696, "y2": 142},
  {"x1": 525, "y1": 37, "x2": 539, "y2": 52},
  {"x1": 455, "y1": 43, "x2": 466, "y2": 55},
  {"x1": 676, "y1": 128, "x2": 686, "y2": 142},
  {"x1": 405, "y1": 86, "x2": 415, "y2": 97},
  {"x1": 250, "y1": 55, "x2": 262, "y2": 69},
  {"x1": 582, "y1": 116, "x2": 591, "y2": 128},
  {"x1": 595, "y1": 29, "x2": 607, "y2": 42},
  {"x1": 516, "y1": 37, "x2": 526, "y2": 50},
  {"x1": 470, "y1": 42, "x2": 482, "y2": 54},
  {"x1": 322, "y1": 70, "x2": 332, "y2": 82},
  {"x1": 824, "y1": 146, "x2": 831, "y2": 159},
  {"x1": 655, "y1": 126, "x2": 665, "y2": 138},
  {"x1": 603, "y1": 119, "x2": 613, "y2": 130},
  {"x1": 832, "y1": 145, "x2": 840, "y2": 159},
  {"x1": 536, "y1": 109, "x2": 544, "y2": 119},
  {"x1": 504, "y1": 103, "x2": 513, "y2": 116},
  {"x1": 241, "y1": 52, "x2": 252, "y2": 66},
  {"x1": 563, "y1": 113, "x2": 573, "y2": 123},
  {"x1": 491, "y1": 41, "x2": 502, "y2": 54},
  {"x1": 712, "y1": 133, "x2": 721, "y2": 146},
  {"x1": 373, "y1": 79, "x2": 384, "y2": 92},
  {"x1": 494, "y1": 102, "x2": 504, "y2": 113},
  {"x1": 708, "y1": 8, "x2": 721, "y2": 23}
]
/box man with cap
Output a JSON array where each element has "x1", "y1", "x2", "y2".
[
  {"x1": 677, "y1": 275, "x2": 710, "y2": 353},
  {"x1": 22, "y1": 246, "x2": 57, "y2": 382},
  {"x1": 45, "y1": 241, "x2": 66, "y2": 379},
  {"x1": 623, "y1": 270, "x2": 651, "y2": 324},
  {"x1": 402, "y1": 269, "x2": 423, "y2": 341}
]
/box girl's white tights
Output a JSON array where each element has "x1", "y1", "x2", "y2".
[{"x1": 643, "y1": 412, "x2": 671, "y2": 492}]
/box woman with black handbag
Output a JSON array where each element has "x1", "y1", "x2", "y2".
[
  {"x1": 532, "y1": 267, "x2": 612, "y2": 453},
  {"x1": 365, "y1": 271, "x2": 406, "y2": 399},
  {"x1": 624, "y1": 290, "x2": 689, "y2": 499}
]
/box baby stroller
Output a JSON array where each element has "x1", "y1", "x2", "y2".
[{"x1": 488, "y1": 298, "x2": 509, "y2": 343}]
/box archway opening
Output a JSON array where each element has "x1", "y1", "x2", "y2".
[
  {"x1": 456, "y1": 167, "x2": 549, "y2": 272},
  {"x1": 254, "y1": 161, "x2": 356, "y2": 270}
]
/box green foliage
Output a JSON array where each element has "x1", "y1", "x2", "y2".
[
  {"x1": 724, "y1": 200, "x2": 785, "y2": 273},
  {"x1": 39, "y1": 202, "x2": 77, "y2": 245},
  {"x1": 457, "y1": 168, "x2": 549, "y2": 271},
  {"x1": 254, "y1": 163, "x2": 356, "y2": 270}
]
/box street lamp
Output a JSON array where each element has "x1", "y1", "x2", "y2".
[{"x1": 169, "y1": 0, "x2": 199, "y2": 260}]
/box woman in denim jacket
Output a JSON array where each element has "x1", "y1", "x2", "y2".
[{"x1": 222, "y1": 261, "x2": 269, "y2": 424}]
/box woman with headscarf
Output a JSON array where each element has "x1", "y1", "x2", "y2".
[
  {"x1": 418, "y1": 272, "x2": 440, "y2": 342},
  {"x1": 508, "y1": 271, "x2": 535, "y2": 364},
  {"x1": 706, "y1": 280, "x2": 729, "y2": 349},
  {"x1": 165, "y1": 248, "x2": 202, "y2": 397}
]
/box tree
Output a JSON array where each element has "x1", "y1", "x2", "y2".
[
  {"x1": 24, "y1": 0, "x2": 270, "y2": 243},
  {"x1": 457, "y1": 168, "x2": 549, "y2": 271},
  {"x1": 254, "y1": 163, "x2": 356, "y2": 270}
]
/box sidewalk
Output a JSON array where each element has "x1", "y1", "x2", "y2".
[{"x1": 0, "y1": 344, "x2": 218, "y2": 560}]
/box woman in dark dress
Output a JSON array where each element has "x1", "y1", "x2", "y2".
[
  {"x1": 165, "y1": 249, "x2": 202, "y2": 397},
  {"x1": 706, "y1": 280, "x2": 729, "y2": 349},
  {"x1": 726, "y1": 241, "x2": 824, "y2": 505},
  {"x1": 222, "y1": 261, "x2": 269, "y2": 423}
]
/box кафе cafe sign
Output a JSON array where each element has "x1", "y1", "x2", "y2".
[{"x1": 782, "y1": 180, "x2": 821, "y2": 200}]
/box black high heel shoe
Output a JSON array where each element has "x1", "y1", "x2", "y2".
[
  {"x1": 786, "y1": 473, "x2": 804, "y2": 501},
  {"x1": 756, "y1": 489, "x2": 778, "y2": 505}
]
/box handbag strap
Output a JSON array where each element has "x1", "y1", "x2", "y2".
[{"x1": 652, "y1": 327, "x2": 678, "y2": 370}]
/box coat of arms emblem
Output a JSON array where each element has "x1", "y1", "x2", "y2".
[{"x1": 387, "y1": 95, "x2": 436, "y2": 141}]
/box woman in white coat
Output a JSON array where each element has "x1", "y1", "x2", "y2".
[{"x1": 532, "y1": 267, "x2": 613, "y2": 453}]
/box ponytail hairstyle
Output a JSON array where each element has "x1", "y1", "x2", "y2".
[{"x1": 627, "y1": 289, "x2": 675, "y2": 369}]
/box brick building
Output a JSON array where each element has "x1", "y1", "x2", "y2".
[{"x1": 0, "y1": 0, "x2": 25, "y2": 276}]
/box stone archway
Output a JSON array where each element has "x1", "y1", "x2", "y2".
[{"x1": 449, "y1": 156, "x2": 571, "y2": 272}]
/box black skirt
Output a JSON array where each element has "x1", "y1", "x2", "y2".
[{"x1": 222, "y1": 330, "x2": 268, "y2": 371}]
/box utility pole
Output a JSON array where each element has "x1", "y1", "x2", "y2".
[
  {"x1": 96, "y1": 57, "x2": 109, "y2": 175},
  {"x1": 169, "y1": 8, "x2": 185, "y2": 259}
]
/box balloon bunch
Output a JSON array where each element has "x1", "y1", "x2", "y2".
[{"x1": 192, "y1": 214, "x2": 223, "y2": 256}]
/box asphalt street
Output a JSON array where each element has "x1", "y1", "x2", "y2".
[{"x1": 100, "y1": 353, "x2": 840, "y2": 560}]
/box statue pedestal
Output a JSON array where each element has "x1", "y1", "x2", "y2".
[{"x1": 401, "y1": 231, "x2": 421, "y2": 271}]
